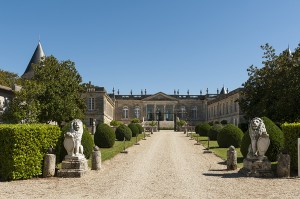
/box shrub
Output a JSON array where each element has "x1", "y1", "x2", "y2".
[
  {"x1": 195, "y1": 122, "x2": 211, "y2": 136},
  {"x1": 56, "y1": 122, "x2": 94, "y2": 163},
  {"x1": 131, "y1": 118, "x2": 140, "y2": 123},
  {"x1": 94, "y1": 123, "x2": 115, "y2": 148},
  {"x1": 115, "y1": 124, "x2": 132, "y2": 141},
  {"x1": 135, "y1": 123, "x2": 144, "y2": 134},
  {"x1": 217, "y1": 124, "x2": 243, "y2": 148},
  {"x1": 128, "y1": 123, "x2": 139, "y2": 137},
  {"x1": 0, "y1": 124, "x2": 61, "y2": 180},
  {"x1": 220, "y1": 120, "x2": 228, "y2": 125},
  {"x1": 177, "y1": 120, "x2": 186, "y2": 127},
  {"x1": 208, "y1": 124, "x2": 223, "y2": 141},
  {"x1": 110, "y1": 120, "x2": 122, "y2": 127},
  {"x1": 281, "y1": 123, "x2": 300, "y2": 170},
  {"x1": 240, "y1": 117, "x2": 284, "y2": 162}
]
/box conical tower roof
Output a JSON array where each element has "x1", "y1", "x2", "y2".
[
  {"x1": 22, "y1": 41, "x2": 45, "y2": 79},
  {"x1": 220, "y1": 85, "x2": 227, "y2": 95}
]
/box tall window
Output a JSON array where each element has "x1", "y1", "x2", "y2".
[
  {"x1": 88, "y1": 97, "x2": 95, "y2": 111},
  {"x1": 180, "y1": 106, "x2": 186, "y2": 119},
  {"x1": 191, "y1": 106, "x2": 197, "y2": 119},
  {"x1": 134, "y1": 107, "x2": 140, "y2": 119},
  {"x1": 123, "y1": 106, "x2": 129, "y2": 119}
]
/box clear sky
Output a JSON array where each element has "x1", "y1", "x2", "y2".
[{"x1": 1, "y1": 0, "x2": 300, "y2": 95}]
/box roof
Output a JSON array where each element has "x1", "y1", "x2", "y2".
[{"x1": 22, "y1": 41, "x2": 45, "y2": 79}]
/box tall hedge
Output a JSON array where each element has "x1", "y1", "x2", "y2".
[
  {"x1": 0, "y1": 124, "x2": 61, "y2": 181},
  {"x1": 135, "y1": 123, "x2": 144, "y2": 134},
  {"x1": 217, "y1": 124, "x2": 243, "y2": 148},
  {"x1": 56, "y1": 122, "x2": 94, "y2": 163},
  {"x1": 94, "y1": 123, "x2": 115, "y2": 148},
  {"x1": 195, "y1": 122, "x2": 211, "y2": 136},
  {"x1": 240, "y1": 117, "x2": 284, "y2": 162},
  {"x1": 281, "y1": 123, "x2": 300, "y2": 170},
  {"x1": 115, "y1": 124, "x2": 132, "y2": 141}
]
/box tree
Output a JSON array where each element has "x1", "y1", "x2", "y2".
[
  {"x1": 2, "y1": 56, "x2": 86, "y2": 125},
  {"x1": 0, "y1": 69, "x2": 21, "y2": 87},
  {"x1": 239, "y1": 43, "x2": 300, "y2": 123}
]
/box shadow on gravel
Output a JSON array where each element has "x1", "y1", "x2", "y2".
[{"x1": 202, "y1": 170, "x2": 245, "y2": 178}]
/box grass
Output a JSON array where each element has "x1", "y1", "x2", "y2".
[{"x1": 192, "y1": 133, "x2": 244, "y2": 168}]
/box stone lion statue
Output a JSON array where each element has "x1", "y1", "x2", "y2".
[
  {"x1": 64, "y1": 119, "x2": 84, "y2": 158},
  {"x1": 247, "y1": 117, "x2": 270, "y2": 159}
]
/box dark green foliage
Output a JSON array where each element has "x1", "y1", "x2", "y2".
[
  {"x1": 0, "y1": 69, "x2": 21, "y2": 87},
  {"x1": 94, "y1": 123, "x2": 115, "y2": 148},
  {"x1": 220, "y1": 120, "x2": 228, "y2": 125},
  {"x1": 217, "y1": 124, "x2": 243, "y2": 148},
  {"x1": 135, "y1": 123, "x2": 144, "y2": 134},
  {"x1": 56, "y1": 122, "x2": 94, "y2": 163},
  {"x1": 110, "y1": 120, "x2": 122, "y2": 127},
  {"x1": 195, "y1": 122, "x2": 211, "y2": 136},
  {"x1": 240, "y1": 117, "x2": 284, "y2": 162},
  {"x1": 208, "y1": 124, "x2": 223, "y2": 141},
  {"x1": 281, "y1": 123, "x2": 300, "y2": 170},
  {"x1": 0, "y1": 124, "x2": 61, "y2": 180},
  {"x1": 115, "y1": 124, "x2": 132, "y2": 141},
  {"x1": 239, "y1": 123, "x2": 249, "y2": 133},
  {"x1": 128, "y1": 123, "x2": 139, "y2": 137},
  {"x1": 131, "y1": 118, "x2": 140, "y2": 123}
]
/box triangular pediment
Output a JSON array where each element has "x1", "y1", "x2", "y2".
[{"x1": 142, "y1": 92, "x2": 178, "y2": 101}]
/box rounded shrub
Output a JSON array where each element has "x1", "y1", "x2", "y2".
[
  {"x1": 94, "y1": 123, "x2": 116, "y2": 148},
  {"x1": 128, "y1": 123, "x2": 139, "y2": 137},
  {"x1": 217, "y1": 124, "x2": 243, "y2": 148},
  {"x1": 208, "y1": 124, "x2": 223, "y2": 141},
  {"x1": 81, "y1": 126, "x2": 94, "y2": 159},
  {"x1": 195, "y1": 122, "x2": 211, "y2": 136},
  {"x1": 115, "y1": 124, "x2": 132, "y2": 141},
  {"x1": 135, "y1": 123, "x2": 144, "y2": 134},
  {"x1": 240, "y1": 117, "x2": 284, "y2": 162}
]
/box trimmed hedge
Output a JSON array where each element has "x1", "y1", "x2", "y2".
[
  {"x1": 94, "y1": 123, "x2": 115, "y2": 148},
  {"x1": 56, "y1": 122, "x2": 94, "y2": 163},
  {"x1": 128, "y1": 123, "x2": 139, "y2": 137},
  {"x1": 136, "y1": 123, "x2": 144, "y2": 134},
  {"x1": 217, "y1": 124, "x2": 243, "y2": 148},
  {"x1": 0, "y1": 124, "x2": 61, "y2": 180},
  {"x1": 240, "y1": 117, "x2": 284, "y2": 162},
  {"x1": 195, "y1": 122, "x2": 211, "y2": 136},
  {"x1": 115, "y1": 124, "x2": 132, "y2": 141},
  {"x1": 281, "y1": 123, "x2": 300, "y2": 170},
  {"x1": 208, "y1": 124, "x2": 223, "y2": 141}
]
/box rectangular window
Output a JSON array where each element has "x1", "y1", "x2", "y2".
[{"x1": 88, "y1": 98, "x2": 95, "y2": 111}]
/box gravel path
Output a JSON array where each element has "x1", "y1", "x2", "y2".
[{"x1": 1, "y1": 130, "x2": 300, "y2": 199}]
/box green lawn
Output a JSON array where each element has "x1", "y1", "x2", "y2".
[{"x1": 192, "y1": 133, "x2": 244, "y2": 167}]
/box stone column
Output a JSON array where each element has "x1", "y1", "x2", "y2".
[
  {"x1": 43, "y1": 154, "x2": 56, "y2": 177},
  {"x1": 92, "y1": 146, "x2": 101, "y2": 170},
  {"x1": 277, "y1": 151, "x2": 290, "y2": 178},
  {"x1": 227, "y1": 146, "x2": 237, "y2": 170}
]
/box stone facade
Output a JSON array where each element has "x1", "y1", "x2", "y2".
[
  {"x1": 207, "y1": 88, "x2": 245, "y2": 126},
  {"x1": 81, "y1": 86, "x2": 115, "y2": 130}
]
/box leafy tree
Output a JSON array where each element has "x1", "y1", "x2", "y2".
[
  {"x1": 240, "y1": 43, "x2": 300, "y2": 123},
  {"x1": 2, "y1": 56, "x2": 86, "y2": 126},
  {"x1": 0, "y1": 69, "x2": 21, "y2": 87}
]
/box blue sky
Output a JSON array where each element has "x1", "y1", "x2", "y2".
[{"x1": 1, "y1": 0, "x2": 300, "y2": 95}]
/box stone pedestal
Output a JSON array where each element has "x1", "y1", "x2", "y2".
[
  {"x1": 242, "y1": 157, "x2": 273, "y2": 177},
  {"x1": 277, "y1": 152, "x2": 290, "y2": 178},
  {"x1": 92, "y1": 147, "x2": 101, "y2": 170},
  {"x1": 58, "y1": 156, "x2": 88, "y2": 178},
  {"x1": 43, "y1": 154, "x2": 56, "y2": 178},
  {"x1": 227, "y1": 146, "x2": 237, "y2": 170}
]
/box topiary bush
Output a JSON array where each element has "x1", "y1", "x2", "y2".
[
  {"x1": 110, "y1": 120, "x2": 122, "y2": 127},
  {"x1": 128, "y1": 123, "x2": 139, "y2": 137},
  {"x1": 56, "y1": 121, "x2": 94, "y2": 163},
  {"x1": 240, "y1": 117, "x2": 284, "y2": 162},
  {"x1": 115, "y1": 124, "x2": 132, "y2": 141},
  {"x1": 208, "y1": 124, "x2": 223, "y2": 141},
  {"x1": 195, "y1": 122, "x2": 211, "y2": 136},
  {"x1": 94, "y1": 123, "x2": 115, "y2": 148},
  {"x1": 217, "y1": 124, "x2": 243, "y2": 148},
  {"x1": 131, "y1": 118, "x2": 140, "y2": 123},
  {"x1": 136, "y1": 123, "x2": 144, "y2": 134}
]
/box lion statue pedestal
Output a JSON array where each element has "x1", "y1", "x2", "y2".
[
  {"x1": 58, "y1": 119, "x2": 88, "y2": 178},
  {"x1": 241, "y1": 117, "x2": 273, "y2": 177}
]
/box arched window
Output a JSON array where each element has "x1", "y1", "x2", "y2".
[
  {"x1": 123, "y1": 106, "x2": 129, "y2": 119},
  {"x1": 134, "y1": 106, "x2": 140, "y2": 119}
]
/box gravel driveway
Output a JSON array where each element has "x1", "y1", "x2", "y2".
[{"x1": 1, "y1": 130, "x2": 299, "y2": 199}]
